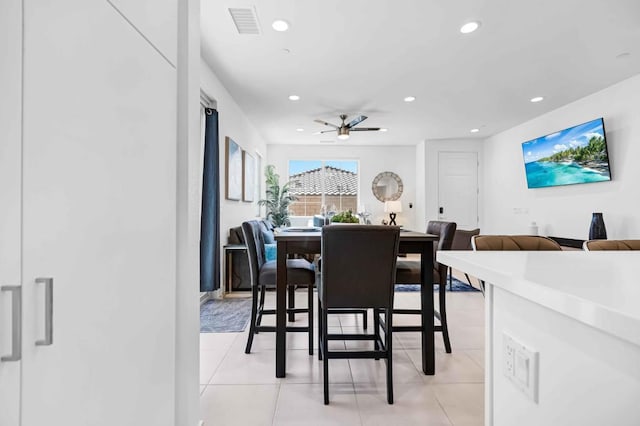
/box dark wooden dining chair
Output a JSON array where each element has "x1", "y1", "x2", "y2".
[
  {"x1": 318, "y1": 225, "x2": 400, "y2": 405},
  {"x1": 394, "y1": 221, "x2": 457, "y2": 353},
  {"x1": 448, "y1": 228, "x2": 480, "y2": 289},
  {"x1": 242, "y1": 220, "x2": 316, "y2": 354}
]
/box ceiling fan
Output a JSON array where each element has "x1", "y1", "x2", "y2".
[{"x1": 313, "y1": 114, "x2": 381, "y2": 140}]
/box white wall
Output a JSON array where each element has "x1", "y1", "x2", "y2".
[
  {"x1": 200, "y1": 58, "x2": 268, "y2": 277},
  {"x1": 482, "y1": 74, "x2": 640, "y2": 239},
  {"x1": 424, "y1": 139, "x2": 484, "y2": 228},
  {"x1": 267, "y1": 144, "x2": 418, "y2": 230}
]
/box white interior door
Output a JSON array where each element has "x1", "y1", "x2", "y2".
[
  {"x1": 438, "y1": 152, "x2": 479, "y2": 229},
  {"x1": 21, "y1": 1, "x2": 177, "y2": 424},
  {"x1": 0, "y1": 0, "x2": 22, "y2": 423}
]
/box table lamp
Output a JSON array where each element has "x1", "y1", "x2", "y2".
[{"x1": 384, "y1": 200, "x2": 402, "y2": 226}]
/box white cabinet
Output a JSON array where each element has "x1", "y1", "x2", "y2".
[
  {"x1": 0, "y1": 0, "x2": 23, "y2": 424},
  {"x1": 2, "y1": 1, "x2": 180, "y2": 424}
]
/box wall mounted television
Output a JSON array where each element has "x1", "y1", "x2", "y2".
[{"x1": 522, "y1": 117, "x2": 611, "y2": 189}]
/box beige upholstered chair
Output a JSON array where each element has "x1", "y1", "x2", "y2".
[
  {"x1": 471, "y1": 235, "x2": 562, "y2": 293},
  {"x1": 472, "y1": 235, "x2": 562, "y2": 251},
  {"x1": 583, "y1": 239, "x2": 640, "y2": 251}
]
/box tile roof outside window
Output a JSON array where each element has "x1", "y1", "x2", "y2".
[
  {"x1": 289, "y1": 165, "x2": 357, "y2": 196},
  {"x1": 288, "y1": 164, "x2": 358, "y2": 216}
]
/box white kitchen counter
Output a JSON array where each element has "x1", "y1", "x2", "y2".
[
  {"x1": 437, "y1": 251, "x2": 640, "y2": 426},
  {"x1": 438, "y1": 251, "x2": 640, "y2": 346}
]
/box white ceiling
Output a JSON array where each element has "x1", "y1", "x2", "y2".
[{"x1": 201, "y1": 0, "x2": 640, "y2": 146}]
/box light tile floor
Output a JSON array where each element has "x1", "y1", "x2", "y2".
[{"x1": 200, "y1": 281, "x2": 485, "y2": 425}]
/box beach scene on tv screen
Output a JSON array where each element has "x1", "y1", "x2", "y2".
[{"x1": 522, "y1": 118, "x2": 611, "y2": 189}]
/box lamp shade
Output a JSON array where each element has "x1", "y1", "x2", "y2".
[{"x1": 384, "y1": 200, "x2": 402, "y2": 213}]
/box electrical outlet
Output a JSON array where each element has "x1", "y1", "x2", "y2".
[{"x1": 503, "y1": 332, "x2": 539, "y2": 403}]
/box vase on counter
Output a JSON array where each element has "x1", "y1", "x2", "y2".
[{"x1": 588, "y1": 212, "x2": 607, "y2": 240}]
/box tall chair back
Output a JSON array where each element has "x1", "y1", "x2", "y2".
[
  {"x1": 426, "y1": 221, "x2": 457, "y2": 283},
  {"x1": 448, "y1": 228, "x2": 481, "y2": 289},
  {"x1": 321, "y1": 225, "x2": 400, "y2": 309},
  {"x1": 241, "y1": 220, "x2": 267, "y2": 289},
  {"x1": 451, "y1": 228, "x2": 481, "y2": 251}
]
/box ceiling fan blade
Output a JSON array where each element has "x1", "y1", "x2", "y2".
[
  {"x1": 350, "y1": 127, "x2": 381, "y2": 131},
  {"x1": 314, "y1": 119, "x2": 339, "y2": 129},
  {"x1": 346, "y1": 115, "x2": 368, "y2": 128},
  {"x1": 312, "y1": 129, "x2": 337, "y2": 135}
]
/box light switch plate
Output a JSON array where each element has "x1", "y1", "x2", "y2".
[{"x1": 503, "y1": 332, "x2": 539, "y2": 403}]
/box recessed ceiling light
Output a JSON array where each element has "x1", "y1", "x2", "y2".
[
  {"x1": 288, "y1": 95, "x2": 300, "y2": 101},
  {"x1": 460, "y1": 21, "x2": 480, "y2": 34},
  {"x1": 404, "y1": 96, "x2": 416, "y2": 103},
  {"x1": 470, "y1": 128, "x2": 480, "y2": 133},
  {"x1": 379, "y1": 128, "x2": 388, "y2": 132},
  {"x1": 272, "y1": 20, "x2": 289, "y2": 32},
  {"x1": 296, "y1": 128, "x2": 304, "y2": 132},
  {"x1": 530, "y1": 96, "x2": 544, "y2": 103}
]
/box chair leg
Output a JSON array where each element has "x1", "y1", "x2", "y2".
[
  {"x1": 448, "y1": 266, "x2": 453, "y2": 290},
  {"x1": 322, "y1": 305, "x2": 330, "y2": 405},
  {"x1": 288, "y1": 285, "x2": 295, "y2": 322},
  {"x1": 245, "y1": 285, "x2": 259, "y2": 354},
  {"x1": 317, "y1": 294, "x2": 323, "y2": 361},
  {"x1": 256, "y1": 285, "x2": 266, "y2": 332},
  {"x1": 308, "y1": 285, "x2": 314, "y2": 355},
  {"x1": 373, "y1": 308, "x2": 380, "y2": 360},
  {"x1": 362, "y1": 309, "x2": 368, "y2": 330},
  {"x1": 464, "y1": 273, "x2": 473, "y2": 286},
  {"x1": 439, "y1": 282, "x2": 452, "y2": 353},
  {"x1": 385, "y1": 308, "x2": 394, "y2": 404}
]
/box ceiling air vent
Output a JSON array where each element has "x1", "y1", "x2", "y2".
[{"x1": 228, "y1": 7, "x2": 261, "y2": 35}]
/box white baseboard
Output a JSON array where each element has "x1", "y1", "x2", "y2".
[{"x1": 200, "y1": 292, "x2": 212, "y2": 305}]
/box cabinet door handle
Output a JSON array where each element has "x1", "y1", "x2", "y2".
[
  {"x1": 1, "y1": 285, "x2": 22, "y2": 362},
  {"x1": 35, "y1": 277, "x2": 53, "y2": 346}
]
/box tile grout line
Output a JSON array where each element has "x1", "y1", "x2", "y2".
[
  {"x1": 204, "y1": 333, "x2": 241, "y2": 385},
  {"x1": 271, "y1": 382, "x2": 282, "y2": 426}
]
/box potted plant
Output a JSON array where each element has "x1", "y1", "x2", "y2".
[
  {"x1": 330, "y1": 210, "x2": 360, "y2": 224},
  {"x1": 258, "y1": 165, "x2": 297, "y2": 227}
]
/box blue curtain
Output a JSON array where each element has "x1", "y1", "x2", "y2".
[{"x1": 200, "y1": 108, "x2": 220, "y2": 291}]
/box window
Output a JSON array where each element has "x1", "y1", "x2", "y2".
[{"x1": 288, "y1": 160, "x2": 359, "y2": 216}]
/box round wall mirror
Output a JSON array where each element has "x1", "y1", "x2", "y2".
[{"x1": 371, "y1": 171, "x2": 403, "y2": 202}]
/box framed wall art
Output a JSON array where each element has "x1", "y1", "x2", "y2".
[
  {"x1": 242, "y1": 150, "x2": 255, "y2": 202},
  {"x1": 225, "y1": 137, "x2": 242, "y2": 200}
]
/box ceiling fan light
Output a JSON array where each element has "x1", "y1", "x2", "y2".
[{"x1": 337, "y1": 126, "x2": 350, "y2": 140}]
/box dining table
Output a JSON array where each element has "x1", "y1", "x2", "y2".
[{"x1": 274, "y1": 227, "x2": 438, "y2": 378}]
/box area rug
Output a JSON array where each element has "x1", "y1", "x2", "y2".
[
  {"x1": 200, "y1": 298, "x2": 252, "y2": 333},
  {"x1": 395, "y1": 276, "x2": 480, "y2": 292}
]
